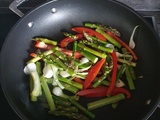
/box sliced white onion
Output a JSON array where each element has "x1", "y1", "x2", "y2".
[
  {"x1": 24, "y1": 62, "x2": 37, "y2": 75},
  {"x1": 146, "y1": 99, "x2": 151, "y2": 105},
  {"x1": 77, "y1": 72, "x2": 88, "y2": 76},
  {"x1": 52, "y1": 87, "x2": 63, "y2": 96},
  {"x1": 24, "y1": 66, "x2": 30, "y2": 75},
  {"x1": 50, "y1": 65, "x2": 64, "y2": 89},
  {"x1": 129, "y1": 25, "x2": 139, "y2": 49},
  {"x1": 116, "y1": 79, "x2": 125, "y2": 87},
  {"x1": 52, "y1": 79, "x2": 58, "y2": 86},
  {"x1": 106, "y1": 43, "x2": 115, "y2": 49},
  {"x1": 116, "y1": 52, "x2": 132, "y2": 58},
  {"x1": 80, "y1": 57, "x2": 89, "y2": 64},
  {"x1": 77, "y1": 65, "x2": 91, "y2": 72},
  {"x1": 60, "y1": 71, "x2": 70, "y2": 78},
  {"x1": 116, "y1": 52, "x2": 122, "y2": 57},
  {"x1": 52, "y1": 87, "x2": 68, "y2": 98},
  {"x1": 43, "y1": 64, "x2": 53, "y2": 78},
  {"x1": 75, "y1": 75, "x2": 86, "y2": 79},
  {"x1": 24, "y1": 62, "x2": 41, "y2": 97},
  {"x1": 38, "y1": 41, "x2": 48, "y2": 48},
  {"x1": 56, "y1": 79, "x2": 65, "y2": 89}
]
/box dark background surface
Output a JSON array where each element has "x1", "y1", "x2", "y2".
[{"x1": 0, "y1": 0, "x2": 160, "y2": 120}]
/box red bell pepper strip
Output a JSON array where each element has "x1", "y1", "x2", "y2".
[
  {"x1": 59, "y1": 48, "x2": 82, "y2": 59},
  {"x1": 107, "y1": 31, "x2": 138, "y2": 60},
  {"x1": 107, "y1": 51, "x2": 118, "y2": 96},
  {"x1": 77, "y1": 86, "x2": 131, "y2": 98},
  {"x1": 74, "y1": 77, "x2": 84, "y2": 84},
  {"x1": 60, "y1": 34, "x2": 84, "y2": 48},
  {"x1": 83, "y1": 58, "x2": 106, "y2": 89},
  {"x1": 72, "y1": 27, "x2": 106, "y2": 41},
  {"x1": 30, "y1": 53, "x2": 38, "y2": 58},
  {"x1": 34, "y1": 41, "x2": 82, "y2": 59},
  {"x1": 111, "y1": 87, "x2": 131, "y2": 98},
  {"x1": 77, "y1": 86, "x2": 107, "y2": 97}
]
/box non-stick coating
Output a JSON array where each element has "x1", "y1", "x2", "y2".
[{"x1": 0, "y1": 0, "x2": 160, "y2": 120}]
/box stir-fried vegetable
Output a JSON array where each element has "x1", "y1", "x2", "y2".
[{"x1": 24, "y1": 22, "x2": 139, "y2": 120}]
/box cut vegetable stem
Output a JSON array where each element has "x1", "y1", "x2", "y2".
[
  {"x1": 78, "y1": 43, "x2": 107, "y2": 58},
  {"x1": 83, "y1": 40, "x2": 113, "y2": 53},
  {"x1": 69, "y1": 98, "x2": 95, "y2": 119},
  {"x1": 61, "y1": 82, "x2": 79, "y2": 94},
  {"x1": 33, "y1": 37, "x2": 57, "y2": 46},
  {"x1": 87, "y1": 94, "x2": 125, "y2": 110},
  {"x1": 58, "y1": 77, "x2": 83, "y2": 90},
  {"x1": 40, "y1": 76, "x2": 56, "y2": 111},
  {"x1": 27, "y1": 47, "x2": 58, "y2": 63},
  {"x1": 118, "y1": 58, "x2": 136, "y2": 67},
  {"x1": 80, "y1": 49, "x2": 98, "y2": 63},
  {"x1": 96, "y1": 28, "x2": 122, "y2": 48},
  {"x1": 125, "y1": 66, "x2": 135, "y2": 90}
]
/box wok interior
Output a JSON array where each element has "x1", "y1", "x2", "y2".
[{"x1": 1, "y1": 0, "x2": 160, "y2": 120}]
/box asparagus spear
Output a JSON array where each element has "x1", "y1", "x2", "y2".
[
  {"x1": 50, "y1": 55, "x2": 75, "y2": 76},
  {"x1": 90, "y1": 36, "x2": 109, "y2": 45},
  {"x1": 27, "y1": 47, "x2": 58, "y2": 63},
  {"x1": 96, "y1": 28, "x2": 122, "y2": 48},
  {"x1": 52, "y1": 94, "x2": 71, "y2": 107},
  {"x1": 78, "y1": 43, "x2": 107, "y2": 58},
  {"x1": 80, "y1": 49, "x2": 98, "y2": 63},
  {"x1": 49, "y1": 110, "x2": 89, "y2": 120},
  {"x1": 92, "y1": 72, "x2": 108, "y2": 88},
  {"x1": 56, "y1": 105, "x2": 79, "y2": 112},
  {"x1": 33, "y1": 37, "x2": 57, "y2": 46},
  {"x1": 85, "y1": 23, "x2": 121, "y2": 37},
  {"x1": 125, "y1": 66, "x2": 135, "y2": 90},
  {"x1": 60, "y1": 82, "x2": 79, "y2": 94},
  {"x1": 69, "y1": 98, "x2": 96, "y2": 119},
  {"x1": 87, "y1": 94, "x2": 125, "y2": 110},
  {"x1": 58, "y1": 77, "x2": 83, "y2": 90},
  {"x1": 82, "y1": 40, "x2": 113, "y2": 53}
]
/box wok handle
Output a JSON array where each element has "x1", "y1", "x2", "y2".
[{"x1": 9, "y1": 0, "x2": 29, "y2": 17}]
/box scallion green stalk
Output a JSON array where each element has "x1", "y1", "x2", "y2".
[
  {"x1": 29, "y1": 76, "x2": 37, "y2": 102},
  {"x1": 40, "y1": 76, "x2": 56, "y2": 111}
]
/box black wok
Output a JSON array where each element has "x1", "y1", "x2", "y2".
[{"x1": 0, "y1": 0, "x2": 160, "y2": 120}]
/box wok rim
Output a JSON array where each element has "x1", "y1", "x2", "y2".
[{"x1": 0, "y1": 0, "x2": 160, "y2": 120}]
